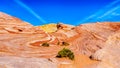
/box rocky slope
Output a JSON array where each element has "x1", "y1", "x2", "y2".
[{"x1": 0, "y1": 12, "x2": 120, "y2": 68}]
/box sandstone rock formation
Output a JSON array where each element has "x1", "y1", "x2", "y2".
[
  {"x1": 0, "y1": 12, "x2": 120, "y2": 68},
  {"x1": 91, "y1": 32, "x2": 120, "y2": 68}
]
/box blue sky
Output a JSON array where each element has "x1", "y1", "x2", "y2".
[{"x1": 0, "y1": 0, "x2": 120, "y2": 25}]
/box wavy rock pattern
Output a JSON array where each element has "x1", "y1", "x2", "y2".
[{"x1": 0, "y1": 12, "x2": 120, "y2": 68}]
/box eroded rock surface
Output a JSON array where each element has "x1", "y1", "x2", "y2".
[
  {"x1": 91, "y1": 32, "x2": 120, "y2": 68},
  {"x1": 0, "y1": 12, "x2": 120, "y2": 68}
]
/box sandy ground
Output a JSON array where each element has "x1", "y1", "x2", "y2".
[{"x1": 58, "y1": 54, "x2": 98, "y2": 68}]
